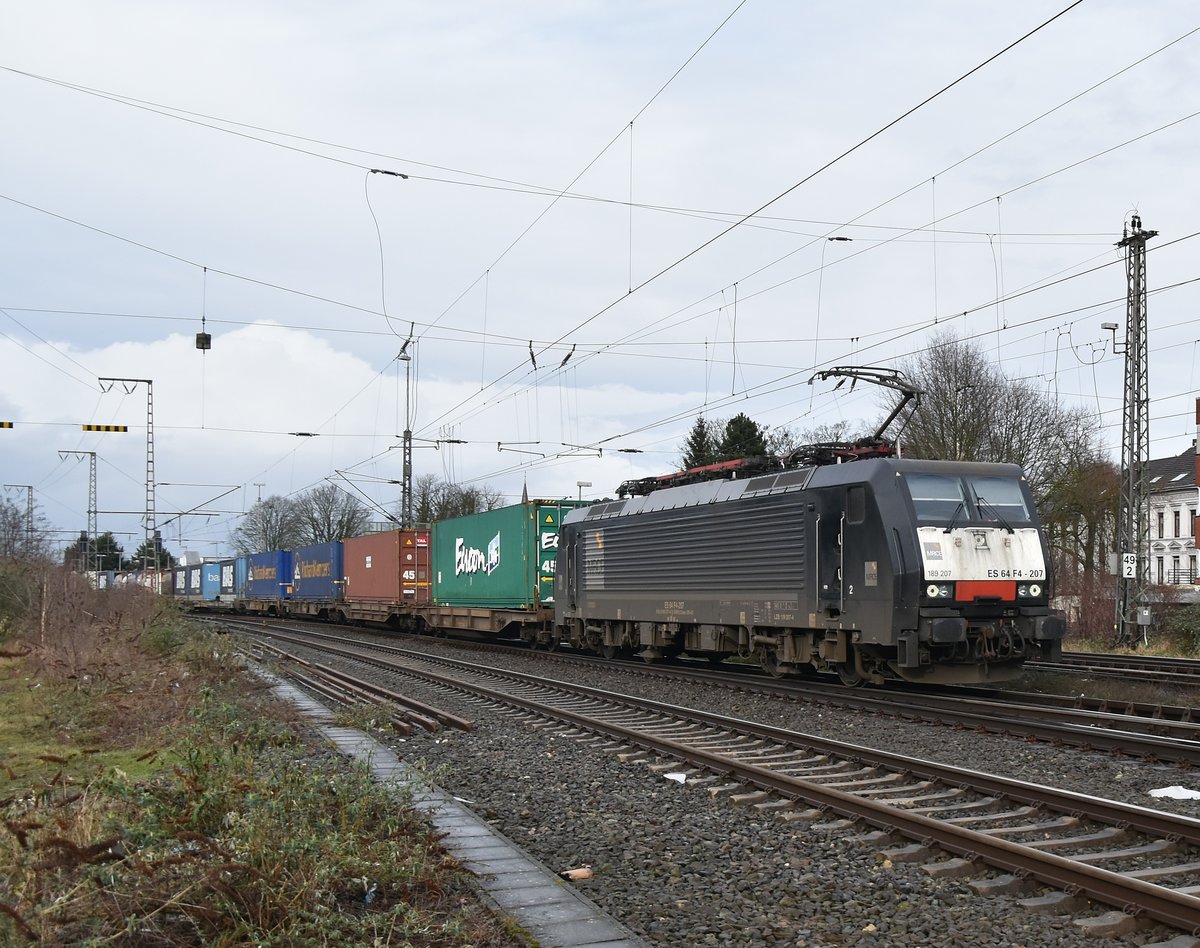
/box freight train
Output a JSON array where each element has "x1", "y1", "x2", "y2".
[
  {"x1": 156, "y1": 454, "x2": 1063, "y2": 686},
  {"x1": 167, "y1": 500, "x2": 588, "y2": 640}
]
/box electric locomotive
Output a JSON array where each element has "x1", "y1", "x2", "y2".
[{"x1": 553, "y1": 455, "x2": 1064, "y2": 686}]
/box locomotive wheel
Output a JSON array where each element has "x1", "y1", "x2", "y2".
[
  {"x1": 836, "y1": 662, "x2": 865, "y2": 687},
  {"x1": 601, "y1": 644, "x2": 618, "y2": 659}
]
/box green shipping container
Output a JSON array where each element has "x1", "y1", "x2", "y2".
[{"x1": 432, "y1": 500, "x2": 590, "y2": 608}]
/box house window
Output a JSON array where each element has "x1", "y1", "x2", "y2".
[
  {"x1": 1157, "y1": 511, "x2": 1165, "y2": 538},
  {"x1": 1192, "y1": 509, "x2": 1197, "y2": 538},
  {"x1": 1173, "y1": 556, "x2": 1181, "y2": 583},
  {"x1": 1157, "y1": 557, "x2": 1164, "y2": 584},
  {"x1": 1175, "y1": 510, "x2": 1182, "y2": 538},
  {"x1": 1191, "y1": 555, "x2": 1197, "y2": 582}
]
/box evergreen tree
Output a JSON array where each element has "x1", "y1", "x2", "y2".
[
  {"x1": 680, "y1": 415, "x2": 718, "y2": 469},
  {"x1": 716, "y1": 413, "x2": 769, "y2": 461},
  {"x1": 125, "y1": 535, "x2": 177, "y2": 570},
  {"x1": 63, "y1": 531, "x2": 124, "y2": 572}
]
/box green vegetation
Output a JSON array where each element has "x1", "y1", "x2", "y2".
[
  {"x1": 1166, "y1": 602, "x2": 1200, "y2": 654},
  {"x1": 0, "y1": 562, "x2": 524, "y2": 946}
]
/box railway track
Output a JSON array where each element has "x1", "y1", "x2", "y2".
[
  {"x1": 213, "y1": 616, "x2": 1200, "y2": 766},
  {"x1": 233, "y1": 619, "x2": 1200, "y2": 935},
  {"x1": 1032, "y1": 650, "x2": 1200, "y2": 688},
  {"x1": 606, "y1": 661, "x2": 1200, "y2": 766}
]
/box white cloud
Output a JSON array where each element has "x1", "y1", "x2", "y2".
[{"x1": 3, "y1": 0, "x2": 1200, "y2": 554}]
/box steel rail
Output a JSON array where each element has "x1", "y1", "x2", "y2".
[
  {"x1": 220, "y1": 617, "x2": 1200, "y2": 766},
  {"x1": 240, "y1": 622, "x2": 1200, "y2": 934}
]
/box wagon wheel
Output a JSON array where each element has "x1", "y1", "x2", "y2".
[
  {"x1": 836, "y1": 661, "x2": 865, "y2": 687},
  {"x1": 759, "y1": 649, "x2": 785, "y2": 678}
]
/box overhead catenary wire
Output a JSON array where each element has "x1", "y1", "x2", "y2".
[
  {"x1": 419, "y1": 1, "x2": 1091, "y2": 436},
  {"x1": 9, "y1": 5, "x2": 1200, "y2": 542}
]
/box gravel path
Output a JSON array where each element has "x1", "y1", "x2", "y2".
[{"x1": 275, "y1": 633, "x2": 1199, "y2": 946}]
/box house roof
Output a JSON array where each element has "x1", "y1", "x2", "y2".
[{"x1": 1148, "y1": 443, "x2": 1197, "y2": 492}]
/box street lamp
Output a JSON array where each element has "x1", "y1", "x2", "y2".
[{"x1": 576, "y1": 480, "x2": 592, "y2": 500}]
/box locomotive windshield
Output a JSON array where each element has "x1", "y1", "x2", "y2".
[
  {"x1": 903, "y1": 472, "x2": 1033, "y2": 526},
  {"x1": 904, "y1": 473, "x2": 966, "y2": 523},
  {"x1": 967, "y1": 475, "x2": 1031, "y2": 524}
]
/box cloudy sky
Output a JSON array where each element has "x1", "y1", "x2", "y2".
[{"x1": 2, "y1": 0, "x2": 1198, "y2": 559}]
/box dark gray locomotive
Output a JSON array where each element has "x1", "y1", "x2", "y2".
[{"x1": 553, "y1": 457, "x2": 1064, "y2": 685}]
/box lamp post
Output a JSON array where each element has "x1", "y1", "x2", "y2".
[{"x1": 576, "y1": 480, "x2": 592, "y2": 501}]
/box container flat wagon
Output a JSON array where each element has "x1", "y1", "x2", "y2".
[
  {"x1": 241, "y1": 550, "x2": 293, "y2": 614},
  {"x1": 339, "y1": 528, "x2": 431, "y2": 626},
  {"x1": 423, "y1": 500, "x2": 587, "y2": 637}
]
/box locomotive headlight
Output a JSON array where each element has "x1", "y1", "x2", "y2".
[
  {"x1": 1018, "y1": 583, "x2": 1043, "y2": 599},
  {"x1": 925, "y1": 583, "x2": 953, "y2": 599}
]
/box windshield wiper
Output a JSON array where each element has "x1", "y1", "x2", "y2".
[
  {"x1": 975, "y1": 496, "x2": 1014, "y2": 534},
  {"x1": 943, "y1": 501, "x2": 966, "y2": 534}
]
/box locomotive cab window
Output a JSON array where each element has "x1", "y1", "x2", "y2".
[
  {"x1": 902, "y1": 474, "x2": 966, "y2": 524},
  {"x1": 967, "y1": 476, "x2": 1031, "y2": 524}
]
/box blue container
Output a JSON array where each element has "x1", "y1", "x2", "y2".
[
  {"x1": 169, "y1": 567, "x2": 186, "y2": 597},
  {"x1": 235, "y1": 556, "x2": 249, "y2": 597},
  {"x1": 218, "y1": 558, "x2": 238, "y2": 596},
  {"x1": 246, "y1": 550, "x2": 292, "y2": 600},
  {"x1": 185, "y1": 565, "x2": 202, "y2": 596},
  {"x1": 200, "y1": 563, "x2": 222, "y2": 601},
  {"x1": 291, "y1": 542, "x2": 345, "y2": 601}
]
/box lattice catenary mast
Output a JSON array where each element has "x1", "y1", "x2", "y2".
[
  {"x1": 3, "y1": 484, "x2": 34, "y2": 549},
  {"x1": 99, "y1": 378, "x2": 156, "y2": 561},
  {"x1": 1114, "y1": 216, "x2": 1156, "y2": 647},
  {"x1": 59, "y1": 451, "x2": 97, "y2": 572}
]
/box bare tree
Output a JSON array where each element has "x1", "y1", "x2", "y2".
[
  {"x1": 1040, "y1": 457, "x2": 1119, "y2": 581},
  {"x1": 765, "y1": 420, "x2": 864, "y2": 456},
  {"x1": 896, "y1": 333, "x2": 1000, "y2": 464},
  {"x1": 896, "y1": 331, "x2": 1113, "y2": 581},
  {"x1": 410, "y1": 474, "x2": 505, "y2": 523},
  {"x1": 897, "y1": 331, "x2": 1103, "y2": 501},
  {"x1": 0, "y1": 497, "x2": 54, "y2": 560},
  {"x1": 231, "y1": 495, "x2": 302, "y2": 554},
  {"x1": 294, "y1": 483, "x2": 371, "y2": 544}
]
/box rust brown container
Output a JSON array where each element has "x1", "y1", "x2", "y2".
[{"x1": 343, "y1": 528, "x2": 431, "y2": 604}]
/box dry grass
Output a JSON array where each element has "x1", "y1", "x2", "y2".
[{"x1": 0, "y1": 561, "x2": 527, "y2": 946}]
